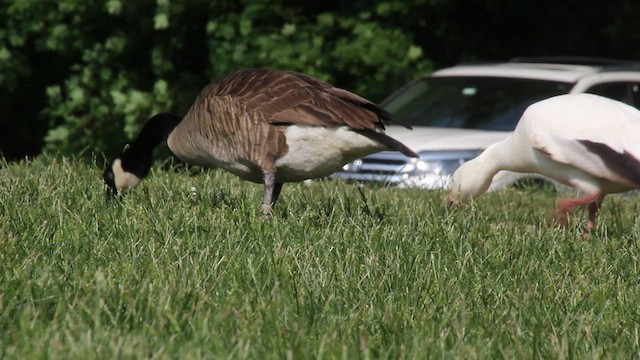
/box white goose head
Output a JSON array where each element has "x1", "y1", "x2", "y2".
[{"x1": 449, "y1": 159, "x2": 489, "y2": 203}]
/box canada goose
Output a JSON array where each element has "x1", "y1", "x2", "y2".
[
  {"x1": 103, "y1": 69, "x2": 417, "y2": 214},
  {"x1": 448, "y1": 93, "x2": 640, "y2": 235}
]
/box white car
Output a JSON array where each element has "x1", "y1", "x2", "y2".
[{"x1": 335, "y1": 57, "x2": 640, "y2": 190}]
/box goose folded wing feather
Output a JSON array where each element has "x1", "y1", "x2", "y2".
[
  {"x1": 530, "y1": 128, "x2": 640, "y2": 189},
  {"x1": 268, "y1": 94, "x2": 381, "y2": 130},
  {"x1": 243, "y1": 77, "x2": 385, "y2": 130}
]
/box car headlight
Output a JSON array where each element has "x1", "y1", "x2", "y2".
[
  {"x1": 342, "y1": 159, "x2": 362, "y2": 171},
  {"x1": 397, "y1": 150, "x2": 483, "y2": 188}
]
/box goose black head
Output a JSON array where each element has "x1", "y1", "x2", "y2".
[
  {"x1": 102, "y1": 150, "x2": 147, "y2": 197},
  {"x1": 102, "y1": 113, "x2": 181, "y2": 198}
]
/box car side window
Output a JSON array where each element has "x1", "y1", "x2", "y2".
[{"x1": 585, "y1": 82, "x2": 640, "y2": 110}]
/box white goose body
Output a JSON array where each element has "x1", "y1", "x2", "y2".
[{"x1": 449, "y1": 93, "x2": 640, "y2": 232}]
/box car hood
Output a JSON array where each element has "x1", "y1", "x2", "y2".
[{"x1": 383, "y1": 126, "x2": 512, "y2": 152}]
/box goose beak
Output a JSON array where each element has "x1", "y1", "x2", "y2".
[
  {"x1": 102, "y1": 164, "x2": 121, "y2": 201},
  {"x1": 105, "y1": 183, "x2": 120, "y2": 197},
  {"x1": 104, "y1": 187, "x2": 119, "y2": 203},
  {"x1": 446, "y1": 193, "x2": 453, "y2": 205},
  {"x1": 446, "y1": 192, "x2": 458, "y2": 209},
  {"x1": 103, "y1": 181, "x2": 121, "y2": 203}
]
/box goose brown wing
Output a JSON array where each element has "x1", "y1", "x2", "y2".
[{"x1": 205, "y1": 69, "x2": 400, "y2": 131}]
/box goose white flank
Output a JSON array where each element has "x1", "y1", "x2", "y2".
[
  {"x1": 448, "y1": 93, "x2": 640, "y2": 234},
  {"x1": 103, "y1": 69, "x2": 417, "y2": 214}
]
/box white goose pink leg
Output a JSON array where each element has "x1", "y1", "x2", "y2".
[
  {"x1": 554, "y1": 191, "x2": 603, "y2": 235},
  {"x1": 586, "y1": 199, "x2": 603, "y2": 230}
]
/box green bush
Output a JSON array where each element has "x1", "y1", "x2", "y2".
[{"x1": 0, "y1": 1, "x2": 431, "y2": 158}]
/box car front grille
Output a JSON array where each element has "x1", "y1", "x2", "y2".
[{"x1": 334, "y1": 151, "x2": 411, "y2": 183}]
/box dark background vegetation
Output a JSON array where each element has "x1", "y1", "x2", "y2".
[{"x1": 1, "y1": 0, "x2": 639, "y2": 161}]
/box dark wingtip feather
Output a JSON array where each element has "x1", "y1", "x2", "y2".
[
  {"x1": 579, "y1": 140, "x2": 640, "y2": 187},
  {"x1": 378, "y1": 106, "x2": 413, "y2": 130},
  {"x1": 348, "y1": 100, "x2": 412, "y2": 130},
  {"x1": 354, "y1": 130, "x2": 418, "y2": 158}
]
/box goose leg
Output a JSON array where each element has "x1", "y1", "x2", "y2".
[
  {"x1": 261, "y1": 170, "x2": 283, "y2": 215},
  {"x1": 272, "y1": 182, "x2": 284, "y2": 205},
  {"x1": 554, "y1": 191, "x2": 602, "y2": 232},
  {"x1": 582, "y1": 196, "x2": 604, "y2": 238}
]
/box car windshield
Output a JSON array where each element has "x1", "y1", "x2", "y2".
[{"x1": 383, "y1": 76, "x2": 572, "y2": 131}]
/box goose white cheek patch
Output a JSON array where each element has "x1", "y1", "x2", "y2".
[{"x1": 112, "y1": 159, "x2": 141, "y2": 193}]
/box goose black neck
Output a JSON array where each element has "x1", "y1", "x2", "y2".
[
  {"x1": 128, "y1": 113, "x2": 181, "y2": 152},
  {"x1": 116, "y1": 113, "x2": 181, "y2": 179}
]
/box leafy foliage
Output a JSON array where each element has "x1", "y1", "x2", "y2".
[
  {"x1": 3, "y1": 0, "x2": 640, "y2": 160},
  {"x1": 0, "y1": 0, "x2": 431, "y2": 158}
]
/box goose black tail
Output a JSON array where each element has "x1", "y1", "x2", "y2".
[{"x1": 355, "y1": 130, "x2": 418, "y2": 158}]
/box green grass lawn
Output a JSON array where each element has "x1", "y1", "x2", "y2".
[{"x1": 1, "y1": 155, "x2": 640, "y2": 359}]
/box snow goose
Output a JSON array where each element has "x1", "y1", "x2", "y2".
[
  {"x1": 448, "y1": 93, "x2": 640, "y2": 232},
  {"x1": 103, "y1": 69, "x2": 417, "y2": 214}
]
